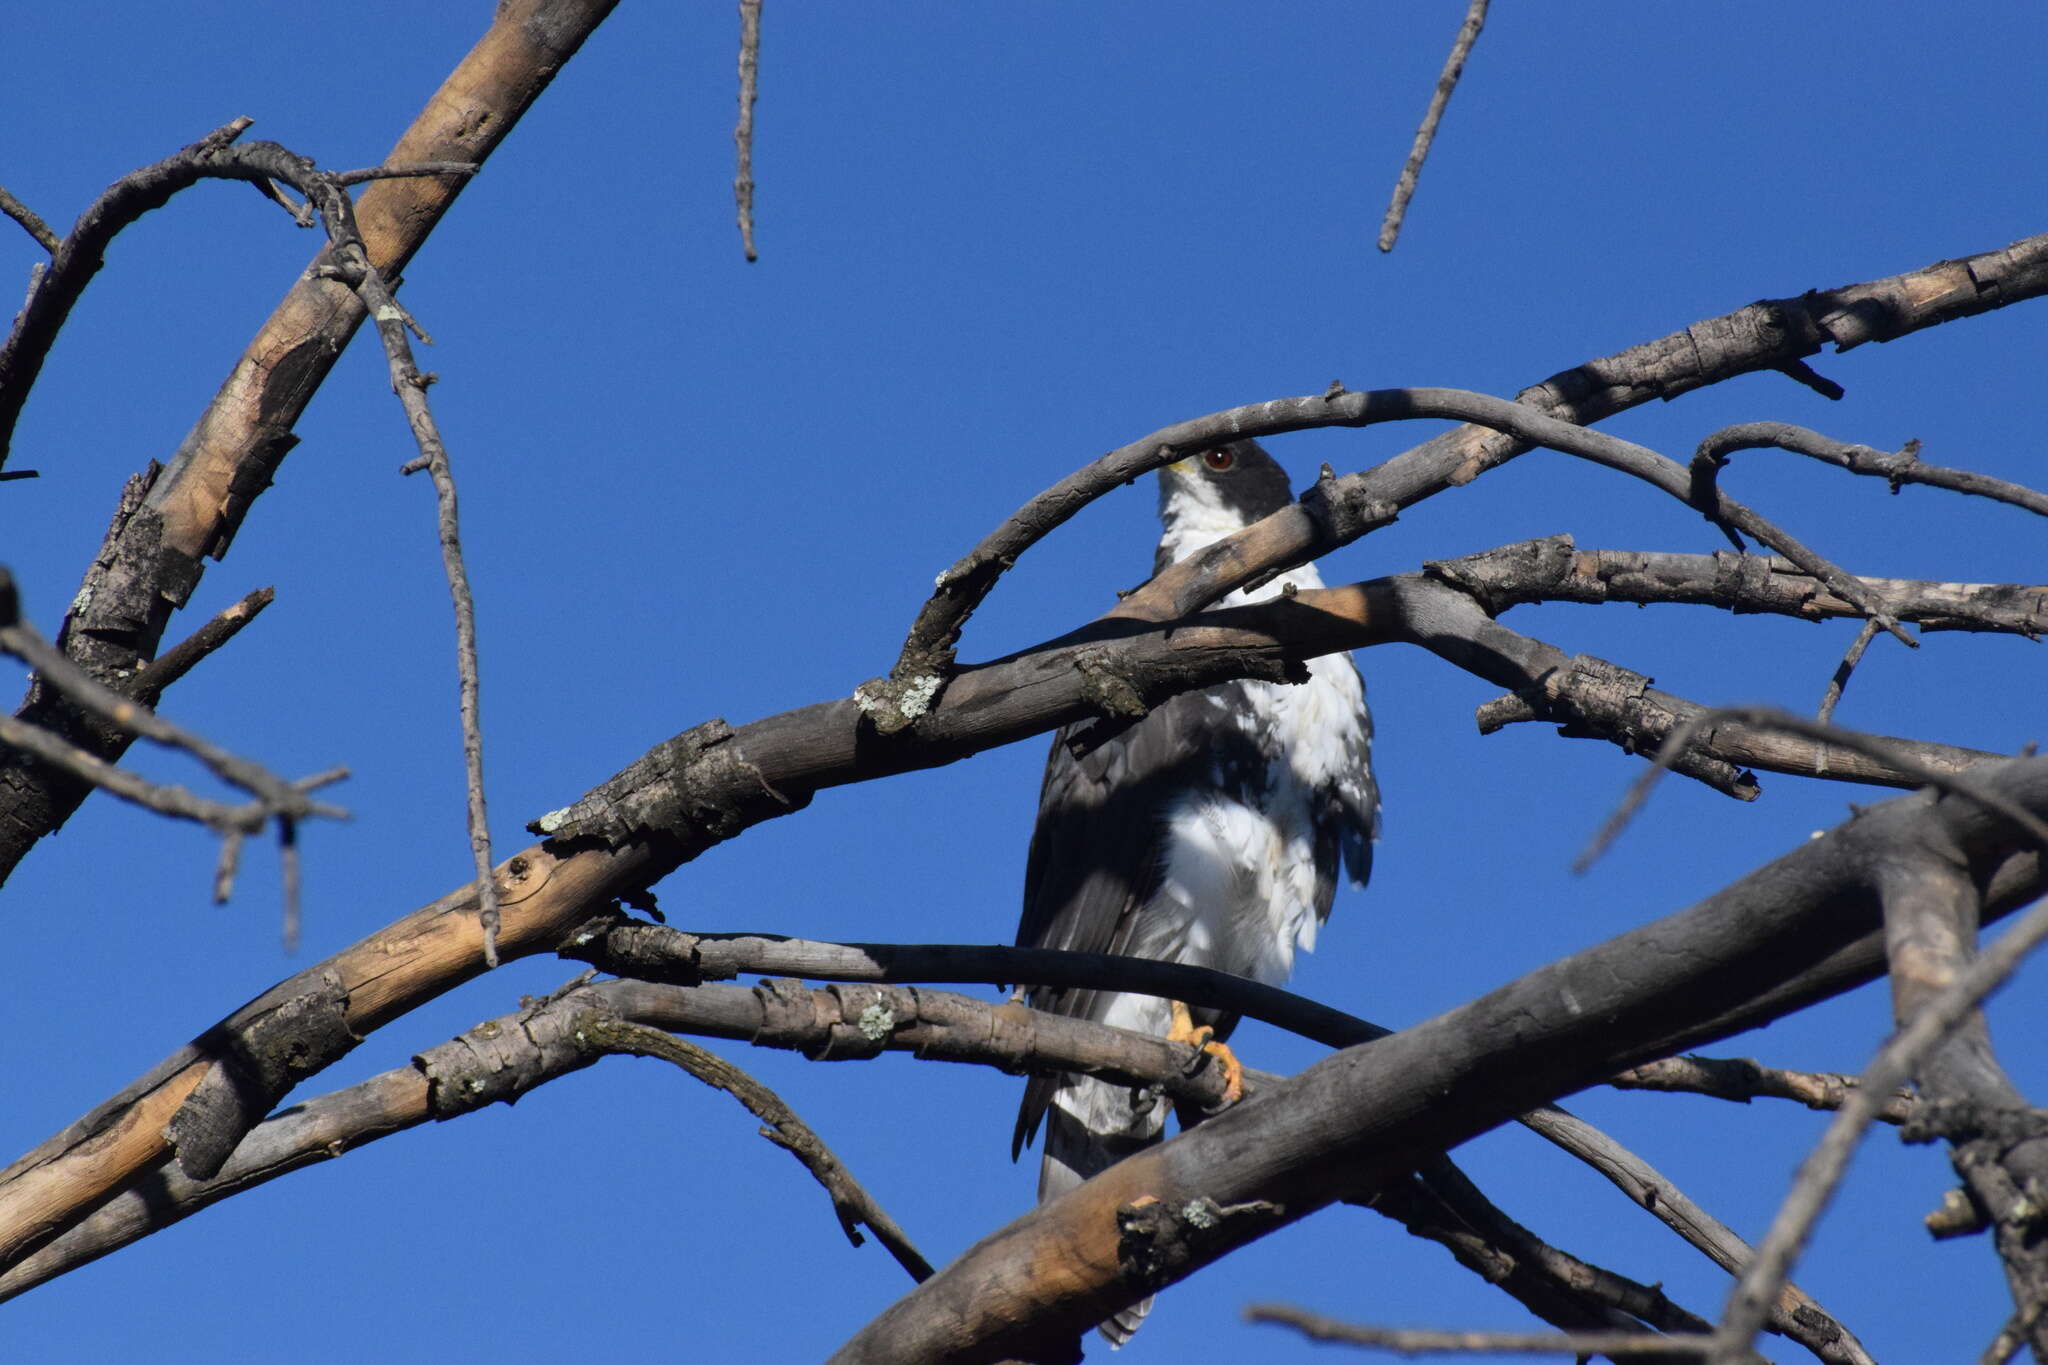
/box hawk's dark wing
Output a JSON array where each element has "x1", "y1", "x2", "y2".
[{"x1": 1009, "y1": 667, "x2": 1376, "y2": 1158}]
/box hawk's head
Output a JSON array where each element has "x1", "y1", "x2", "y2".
[{"x1": 1155, "y1": 438, "x2": 1294, "y2": 571}]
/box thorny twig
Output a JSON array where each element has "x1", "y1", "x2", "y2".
[{"x1": 1379, "y1": 0, "x2": 1489, "y2": 253}]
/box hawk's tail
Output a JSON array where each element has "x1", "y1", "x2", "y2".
[{"x1": 1039, "y1": 1092, "x2": 1165, "y2": 1347}]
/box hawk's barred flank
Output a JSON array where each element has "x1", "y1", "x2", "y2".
[{"x1": 1010, "y1": 439, "x2": 1379, "y2": 1346}]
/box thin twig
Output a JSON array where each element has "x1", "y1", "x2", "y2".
[
  {"x1": 1379, "y1": 0, "x2": 1488, "y2": 253},
  {"x1": 734, "y1": 0, "x2": 762, "y2": 261},
  {"x1": 576, "y1": 1014, "x2": 932, "y2": 1282},
  {"x1": 0, "y1": 712, "x2": 275, "y2": 833},
  {"x1": 330, "y1": 161, "x2": 480, "y2": 188},
  {"x1": 1248, "y1": 1303, "x2": 1720, "y2": 1357},
  {"x1": 1576, "y1": 707, "x2": 2032, "y2": 873},
  {"x1": 127, "y1": 586, "x2": 275, "y2": 702},
  {"x1": 0, "y1": 616, "x2": 345, "y2": 829},
  {"x1": 319, "y1": 189, "x2": 500, "y2": 967},
  {"x1": 1696, "y1": 421, "x2": 2048, "y2": 521},
  {"x1": 1816, "y1": 619, "x2": 1881, "y2": 724},
  {"x1": 212, "y1": 830, "x2": 243, "y2": 904},
  {"x1": 0, "y1": 185, "x2": 60, "y2": 254},
  {"x1": 1712, "y1": 831, "x2": 2048, "y2": 1360},
  {"x1": 1610, "y1": 1055, "x2": 1917, "y2": 1126}
]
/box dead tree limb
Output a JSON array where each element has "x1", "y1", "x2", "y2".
[
  {"x1": 1377, "y1": 0, "x2": 1489, "y2": 253},
  {"x1": 0, "y1": 0, "x2": 621, "y2": 882},
  {"x1": 1694, "y1": 422, "x2": 2048, "y2": 521}
]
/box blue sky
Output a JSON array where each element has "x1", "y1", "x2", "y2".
[{"x1": 2, "y1": 5, "x2": 2044, "y2": 1361}]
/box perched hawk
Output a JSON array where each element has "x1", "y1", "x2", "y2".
[{"x1": 1010, "y1": 439, "x2": 1379, "y2": 1345}]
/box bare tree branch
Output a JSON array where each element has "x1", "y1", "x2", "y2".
[
  {"x1": 574, "y1": 1013, "x2": 932, "y2": 1282},
  {"x1": 1610, "y1": 1055, "x2": 1918, "y2": 1126},
  {"x1": 1248, "y1": 1303, "x2": 1721, "y2": 1358},
  {"x1": 1713, "y1": 820, "x2": 2048, "y2": 1361},
  {"x1": 1429, "y1": 536, "x2": 2048, "y2": 638},
  {"x1": 1367, "y1": 1160, "x2": 1706, "y2": 1347},
  {"x1": 0, "y1": 184, "x2": 59, "y2": 254},
  {"x1": 886, "y1": 383, "x2": 1916, "y2": 707},
  {"x1": 0, "y1": 599, "x2": 343, "y2": 829},
  {"x1": 1577, "y1": 706, "x2": 2034, "y2": 873},
  {"x1": 0, "y1": 115, "x2": 265, "y2": 466},
  {"x1": 1694, "y1": 421, "x2": 2048, "y2": 522},
  {"x1": 125, "y1": 586, "x2": 274, "y2": 703},
  {"x1": 1117, "y1": 231, "x2": 2048, "y2": 631},
  {"x1": 6, "y1": 541, "x2": 2026, "y2": 1278},
  {"x1": 0, "y1": 0, "x2": 621, "y2": 883},
  {"x1": 307, "y1": 181, "x2": 500, "y2": 967},
  {"x1": 1378, "y1": 0, "x2": 1489, "y2": 253},
  {"x1": 734, "y1": 0, "x2": 762, "y2": 261},
  {"x1": 0, "y1": 974, "x2": 1231, "y2": 1296},
  {"x1": 1817, "y1": 619, "x2": 1883, "y2": 724},
  {"x1": 1517, "y1": 1107, "x2": 1872, "y2": 1363}
]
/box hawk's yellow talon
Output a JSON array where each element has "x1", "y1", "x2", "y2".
[{"x1": 1167, "y1": 999, "x2": 1245, "y2": 1107}]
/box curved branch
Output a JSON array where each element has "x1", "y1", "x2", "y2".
[
  {"x1": 0, "y1": 117, "x2": 260, "y2": 462},
  {"x1": 889, "y1": 384, "x2": 1906, "y2": 700},
  {"x1": 574, "y1": 1014, "x2": 932, "y2": 1283},
  {"x1": 1694, "y1": 422, "x2": 2048, "y2": 521},
  {"x1": 891, "y1": 228, "x2": 2048, "y2": 683}
]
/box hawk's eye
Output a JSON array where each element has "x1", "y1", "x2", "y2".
[{"x1": 1201, "y1": 448, "x2": 1235, "y2": 472}]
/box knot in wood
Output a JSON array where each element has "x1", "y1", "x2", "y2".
[
  {"x1": 1425, "y1": 535, "x2": 1574, "y2": 615},
  {"x1": 1073, "y1": 650, "x2": 1148, "y2": 720},
  {"x1": 1115, "y1": 1194, "x2": 1286, "y2": 1293},
  {"x1": 527, "y1": 718, "x2": 806, "y2": 859},
  {"x1": 1298, "y1": 467, "x2": 1396, "y2": 546}
]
